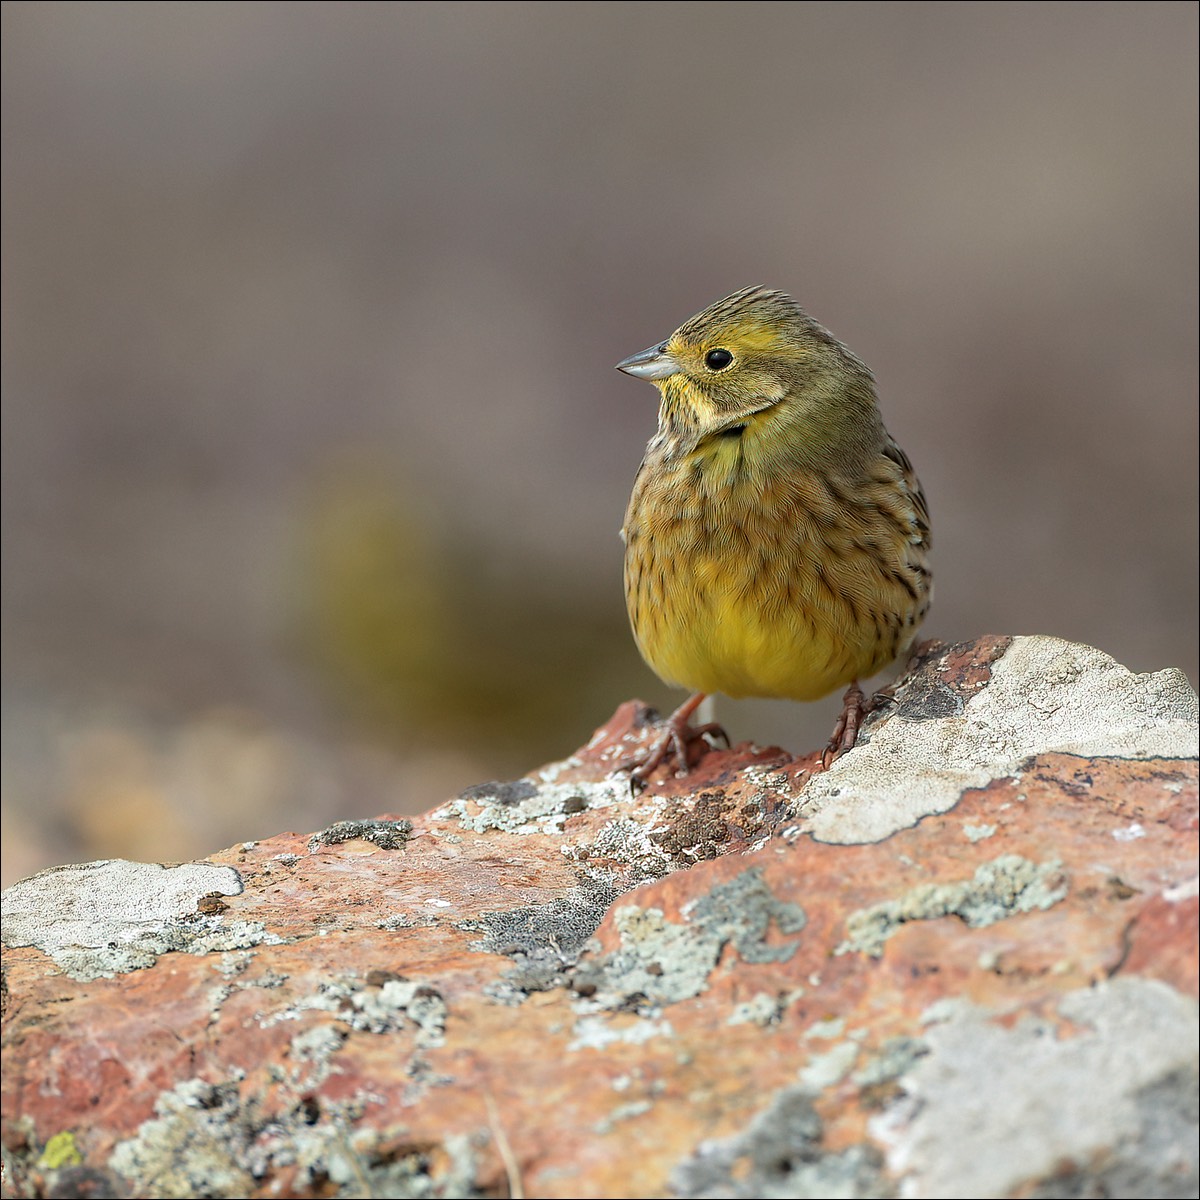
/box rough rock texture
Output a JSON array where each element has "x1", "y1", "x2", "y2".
[{"x1": 2, "y1": 635, "x2": 1197, "y2": 1200}]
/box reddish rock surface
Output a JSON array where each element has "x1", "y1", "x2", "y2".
[{"x1": 2, "y1": 635, "x2": 1197, "y2": 1199}]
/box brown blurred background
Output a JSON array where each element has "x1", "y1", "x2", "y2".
[{"x1": 2, "y1": 2, "x2": 1197, "y2": 886}]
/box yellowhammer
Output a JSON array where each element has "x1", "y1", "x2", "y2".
[{"x1": 617, "y1": 286, "x2": 931, "y2": 781}]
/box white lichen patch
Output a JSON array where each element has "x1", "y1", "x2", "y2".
[
  {"x1": 739, "y1": 764, "x2": 806, "y2": 801},
  {"x1": 1164, "y1": 875, "x2": 1199, "y2": 903},
  {"x1": 266, "y1": 978, "x2": 447, "y2": 1047},
  {"x1": 535, "y1": 752, "x2": 584, "y2": 781},
  {"x1": 572, "y1": 816, "x2": 674, "y2": 880},
  {"x1": 433, "y1": 778, "x2": 625, "y2": 835},
  {"x1": 871, "y1": 977, "x2": 1200, "y2": 1199},
  {"x1": 805, "y1": 1016, "x2": 847, "y2": 1041},
  {"x1": 0, "y1": 859, "x2": 279, "y2": 981},
  {"x1": 593, "y1": 1099, "x2": 655, "y2": 1135},
  {"x1": 963, "y1": 823, "x2": 997, "y2": 842},
  {"x1": 836, "y1": 854, "x2": 1069, "y2": 958},
  {"x1": 798, "y1": 1040, "x2": 860, "y2": 1091},
  {"x1": 109, "y1": 1075, "x2": 458, "y2": 1200},
  {"x1": 726, "y1": 989, "x2": 804, "y2": 1027},
  {"x1": 1112, "y1": 822, "x2": 1147, "y2": 842},
  {"x1": 285, "y1": 1025, "x2": 349, "y2": 1091},
  {"x1": 608, "y1": 905, "x2": 721, "y2": 1005},
  {"x1": 568, "y1": 1014, "x2": 675, "y2": 1052},
  {"x1": 803, "y1": 636, "x2": 1199, "y2": 844}
]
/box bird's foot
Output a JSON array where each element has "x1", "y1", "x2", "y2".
[
  {"x1": 623, "y1": 693, "x2": 728, "y2": 788},
  {"x1": 820, "y1": 681, "x2": 895, "y2": 770}
]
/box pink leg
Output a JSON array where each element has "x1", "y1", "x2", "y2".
[
  {"x1": 821, "y1": 682, "x2": 867, "y2": 770},
  {"x1": 627, "y1": 692, "x2": 727, "y2": 785}
]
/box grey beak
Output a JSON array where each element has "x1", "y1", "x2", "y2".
[{"x1": 615, "y1": 342, "x2": 680, "y2": 381}]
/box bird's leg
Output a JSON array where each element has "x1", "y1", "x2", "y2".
[
  {"x1": 821, "y1": 677, "x2": 907, "y2": 769},
  {"x1": 821, "y1": 682, "x2": 868, "y2": 769},
  {"x1": 627, "y1": 692, "x2": 728, "y2": 785}
]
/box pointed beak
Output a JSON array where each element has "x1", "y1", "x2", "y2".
[{"x1": 615, "y1": 342, "x2": 679, "y2": 381}]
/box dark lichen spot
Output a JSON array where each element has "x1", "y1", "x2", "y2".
[
  {"x1": 1106, "y1": 876, "x2": 1138, "y2": 901},
  {"x1": 365, "y1": 969, "x2": 408, "y2": 988},
  {"x1": 670, "y1": 1085, "x2": 890, "y2": 1198},
  {"x1": 470, "y1": 880, "x2": 621, "y2": 997},
  {"x1": 650, "y1": 790, "x2": 735, "y2": 862},
  {"x1": 458, "y1": 779, "x2": 539, "y2": 806},
  {"x1": 308, "y1": 819, "x2": 413, "y2": 852},
  {"x1": 39, "y1": 1167, "x2": 124, "y2": 1200},
  {"x1": 898, "y1": 678, "x2": 965, "y2": 721}
]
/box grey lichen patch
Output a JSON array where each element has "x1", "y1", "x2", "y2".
[
  {"x1": 109, "y1": 1079, "x2": 254, "y2": 1199},
  {"x1": 466, "y1": 880, "x2": 621, "y2": 998},
  {"x1": 293, "y1": 1129, "x2": 483, "y2": 1200},
  {"x1": 470, "y1": 881, "x2": 621, "y2": 960},
  {"x1": 109, "y1": 1077, "x2": 482, "y2": 1200},
  {"x1": 685, "y1": 868, "x2": 807, "y2": 962},
  {"x1": 307, "y1": 818, "x2": 412, "y2": 852},
  {"x1": 671, "y1": 1085, "x2": 891, "y2": 1199},
  {"x1": 1024, "y1": 1066, "x2": 1199, "y2": 1199},
  {"x1": 873, "y1": 977, "x2": 1199, "y2": 1199},
  {"x1": 573, "y1": 868, "x2": 806, "y2": 1008},
  {"x1": 0, "y1": 859, "x2": 279, "y2": 981},
  {"x1": 836, "y1": 854, "x2": 1068, "y2": 958},
  {"x1": 376, "y1": 912, "x2": 439, "y2": 931},
  {"x1": 460, "y1": 779, "x2": 539, "y2": 805},
  {"x1": 433, "y1": 777, "x2": 624, "y2": 835},
  {"x1": 802, "y1": 636, "x2": 1200, "y2": 845}
]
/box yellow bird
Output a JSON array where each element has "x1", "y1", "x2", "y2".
[{"x1": 617, "y1": 286, "x2": 931, "y2": 781}]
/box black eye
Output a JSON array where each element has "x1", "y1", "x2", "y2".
[{"x1": 704, "y1": 348, "x2": 733, "y2": 371}]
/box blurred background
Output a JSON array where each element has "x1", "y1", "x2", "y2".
[{"x1": 2, "y1": 2, "x2": 1197, "y2": 886}]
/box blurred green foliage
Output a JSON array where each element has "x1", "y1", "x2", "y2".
[{"x1": 299, "y1": 456, "x2": 663, "y2": 770}]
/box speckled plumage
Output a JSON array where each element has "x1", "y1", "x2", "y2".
[{"x1": 618, "y1": 286, "x2": 931, "y2": 774}]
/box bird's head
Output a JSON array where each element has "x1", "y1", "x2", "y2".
[{"x1": 617, "y1": 286, "x2": 880, "y2": 461}]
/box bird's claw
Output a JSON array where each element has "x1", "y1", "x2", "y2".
[
  {"x1": 819, "y1": 681, "x2": 894, "y2": 770},
  {"x1": 621, "y1": 694, "x2": 727, "y2": 786}
]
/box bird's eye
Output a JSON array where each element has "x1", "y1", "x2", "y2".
[{"x1": 704, "y1": 348, "x2": 734, "y2": 371}]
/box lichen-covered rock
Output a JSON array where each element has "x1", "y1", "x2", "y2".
[{"x1": 2, "y1": 635, "x2": 1197, "y2": 1199}]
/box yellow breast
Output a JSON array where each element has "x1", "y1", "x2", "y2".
[{"x1": 623, "y1": 427, "x2": 928, "y2": 701}]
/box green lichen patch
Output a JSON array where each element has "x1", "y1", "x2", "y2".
[
  {"x1": 37, "y1": 1130, "x2": 83, "y2": 1170},
  {"x1": 836, "y1": 854, "x2": 1069, "y2": 958}
]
